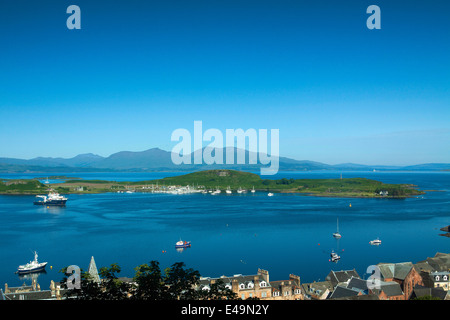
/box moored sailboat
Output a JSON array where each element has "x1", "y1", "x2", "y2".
[{"x1": 333, "y1": 218, "x2": 342, "y2": 238}]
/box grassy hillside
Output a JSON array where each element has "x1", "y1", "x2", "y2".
[
  {"x1": 152, "y1": 170, "x2": 424, "y2": 198},
  {"x1": 0, "y1": 179, "x2": 47, "y2": 194},
  {"x1": 148, "y1": 170, "x2": 261, "y2": 188},
  {"x1": 0, "y1": 170, "x2": 425, "y2": 198}
]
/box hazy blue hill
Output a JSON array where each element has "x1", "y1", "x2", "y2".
[
  {"x1": 94, "y1": 148, "x2": 174, "y2": 170},
  {"x1": 0, "y1": 148, "x2": 448, "y2": 173},
  {"x1": 400, "y1": 163, "x2": 450, "y2": 171},
  {"x1": 0, "y1": 153, "x2": 104, "y2": 168}
]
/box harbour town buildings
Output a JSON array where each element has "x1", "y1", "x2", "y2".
[{"x1": 2, "y1": 252, "x2": 450, "y2": 300}]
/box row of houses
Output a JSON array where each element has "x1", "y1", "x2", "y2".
[
  {"x1": 2, "y1": 252, "x2": 450, "y2": 300},
  {"x1": 197, "y1": 252, "x2": 450, "y2": 300}
]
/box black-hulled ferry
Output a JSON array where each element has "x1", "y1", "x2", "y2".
[{"x1": 33, "y1": 189, "x2": 68, "y2": 206}]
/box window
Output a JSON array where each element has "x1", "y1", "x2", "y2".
[
  {"x1": 241, "y1": 294, "x2": 245, "y2": 300},
  {"x1": 260, "y1": 281, "x2": 267, "y2": 287},
  {"x1": 239, "y1": 284, "x2": 245, "y2": 289},
  {"x1": 261, "y1": 292, "x2": 267, "y2": 298}
]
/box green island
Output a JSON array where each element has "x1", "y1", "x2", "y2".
[{"x1": 0, "y1": 170, "x2": 424, "y2": 198}]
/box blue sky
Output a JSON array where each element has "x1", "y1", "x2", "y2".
[{"x1": 0, "y1": 0, "x2": 449, "y2": 165}]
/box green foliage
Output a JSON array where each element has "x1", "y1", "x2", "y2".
[
  {"x1": 133, "y1": 260, "x2": 167, "y2": 300},
  {"x1": 0, "y1": 180, "x2": 45, "y2": 193},
  {"x1": 60, "y1": 260, "x2": 236, "y2": 300},
  {"x1": 163, "y1": 262, "x2": 201, "y2": 300}
]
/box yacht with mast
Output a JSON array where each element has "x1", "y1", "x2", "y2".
[{"x1": 333, "y1": 218, "x2": 342, "y2": 238}]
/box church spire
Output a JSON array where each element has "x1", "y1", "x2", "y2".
[{"x1": 88, "y1": 256, "x2": 101, "y2": 283}]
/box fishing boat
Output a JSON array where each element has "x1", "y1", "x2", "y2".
[
  {"x1": 33, "y1": 189, "x2": 67, "y2": 206},
  {"x1": 369, "y1": 238, "x2": 382, "y2": 245},
  {"x1": 175, "y1": 240, "x2": 191, "y2": 248},
  {"x1": 333, "y1": 218, "x2": 342, "y2": 238},
  {"x1": 330, "y1": 250, "x2": 340, "y2": 263},
  {"x1": 17, "y1": 251, "x2": 48, "y2": 274}
]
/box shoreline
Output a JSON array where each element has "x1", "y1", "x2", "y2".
[
  {"x1": 0, "y1": 169, "x2": 427, "y2": 199},
  {"x1": 0, "y1": 189, "x2": 426, "y2": 199}
]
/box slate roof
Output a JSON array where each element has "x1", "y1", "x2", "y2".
[
  {"x1": 377, "y1": 262, "x2": 413, "y2": 281},
  {"x1": 328, "y1": 285, "x2": 360, "y2": 299},
  {"x1": 3, "y1": 289, "x2": 69, "y2": 300},
  {"x1": 301, "y1": 280, "x2": 333, "y2": 299},
  {"x1": 371, "y1": 281, "x2": 403, "y2": 297},
  {"x1": 333, "y1": 294, "x2": 380, "y2": 300},
  {"x1": 346, "y1": 277, "x2": 370, "y2": 293},
  {"x1": 426, "y1": 253, "x2": 450, "y2": 271},
  {"x1": 325, "y1": 269, "x2": 360, "y2": 287},
  {"x1": 411, "y1": 285, "x2": 448, "y2": 300}
]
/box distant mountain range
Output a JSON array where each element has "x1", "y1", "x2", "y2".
[{"x1": 0, "y1": 148, "x2": 449, "y2": 173}]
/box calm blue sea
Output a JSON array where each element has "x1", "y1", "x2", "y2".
[{"x1": 0, "y1": 171, "x2": 449, "y2": 291}]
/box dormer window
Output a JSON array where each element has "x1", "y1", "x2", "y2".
[
  {"x1": 260, "y1": 281, "x2": 267, "y2": 287},
  {"x1": 247, "y1": 282, "x2": 254, "y2": 289},
  {"x1": 239, "y1": 283, "x2": 245, "y2": 289}
]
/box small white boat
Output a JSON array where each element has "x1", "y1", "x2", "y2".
[
  {"x1": 333, "y1": 218, "x2": 342, "y2": 238},
  {"x1": 268, "y1": 193, "x2": 274, "y2": 197},
  {"x1": 369, "y1": 238, "x2": 382, "y2": 245},
  {"x1": 17, "y1": 251, "x2": 48, "y2": 274},
  {"x1": 175, "y1": 240, "x2": 191, "y2": 248},
  {"x1": 251, "y1": 186, "x2": 255, "y2": 193}
]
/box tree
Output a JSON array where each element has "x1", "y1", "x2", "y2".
[
  {"x1": 164, "y1": 262, "x2": 201, "y2": 300},
  {"x1": 98, "y1": 263, "x2": 131, "y2": 300},
  {"x1": 132, "y1": 260, "x2": 167, "y2": 300},
  {"x1": 60, "y1": 260, "x2": 220, "y2": 300}
]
